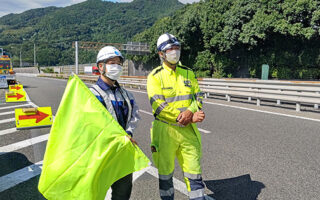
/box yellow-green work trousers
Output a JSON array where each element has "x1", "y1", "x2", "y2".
[{"x1": 151, "y1": 120, "x2": 205, "y2": 200}]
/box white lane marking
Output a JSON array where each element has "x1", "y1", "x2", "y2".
[
  {"x1": 0, "y1": 118, "x2": 15, "y2": 124},
  {"x1": 0, "y1": 161, "x2": 43, "y2": 193},
  {"x1": 0, "y1": 103, "x2": 30, "y2": 110},
  {"x1": 0, "y1": 128, "x2": 17, "y2": 136},
  {"x1": 139, "y1": 109, "x2": 153, "y2": 116},
  {"x1": 0, "y1": 111, "x2": 15, "y2": 116},
  {"x1": 128, "y1": 89, "x2": 320, "y2": 123},
  {"x1": 133, "y1": 165, "x2": 152, "y2": 182},
  {"x1": 0, "y1": 134, "x2": 49, "y2": 156},
  {"x1": 198, "y1": 128, "x2": 211, "y2": 134},
  {"x1": 204, "y1": 101, "x2": 320, "y2": 123},
  {"x1": 139, "y1": 109, "x2": 211, "y2": 134},
  {"x1": 147, "y1": 166, "x2": 215, "y2": 200},
  {"x1": 126, "y1": 89, "x2": 147, "y2": 94}
]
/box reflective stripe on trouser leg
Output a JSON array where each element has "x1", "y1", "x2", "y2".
[
  {"x1": 184, "y1": 172, "x2": 205, "y2": 200},
  {"x1": 159, "y1": 172, "x2": 174, "y2": 200}
]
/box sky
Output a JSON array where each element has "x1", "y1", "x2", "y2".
[{"x1": 0, "y1": 0, "x2": 200, "y2": 17}]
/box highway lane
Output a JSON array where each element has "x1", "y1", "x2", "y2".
[{"x1": 0, "y1": 74, "x2": 320, "y2": 199}]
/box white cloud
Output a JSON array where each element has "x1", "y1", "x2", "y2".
[
  {"x1": 0, "y1": 0, "x2": 200, "y2": 17},
  {"x1": 0, "y1": 0, "x2": 86, "y2": 17}
]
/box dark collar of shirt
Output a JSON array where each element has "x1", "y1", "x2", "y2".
[{"x1": 96, "y1": 77, "x2": 117, "y2": 91}]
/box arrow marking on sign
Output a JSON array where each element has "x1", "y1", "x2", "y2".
[
  {"x1": 7, "y1": 93, "x2": 24, "y2": 100},
  {"x1": 11, "y1": 86, "x2": 21, "y2": 90},
  {"x1": 19, "y1": 111, "x2": 49, "y2": 123}
]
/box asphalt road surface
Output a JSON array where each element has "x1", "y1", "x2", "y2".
[{"x1": 0, "y1": 74, "x2": 319, "y2": 200}]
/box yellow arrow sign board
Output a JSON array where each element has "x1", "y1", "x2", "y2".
[
  {"x1": 15, "y1": 107, "x2": 53, "y2": 129},
  {"x1": 9, "y1": 84, "x2": 24, "y2": 91},
  {"x1": 6, "y1": 91, "x2": 27, "y2": 102}
]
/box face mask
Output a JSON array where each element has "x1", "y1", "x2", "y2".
[
  {"x1": 105, "y1": 64, "x2": 122, "y2": 80},
  {"x1": 165, "y1": 50, "x2": 180, "y2": 64}
]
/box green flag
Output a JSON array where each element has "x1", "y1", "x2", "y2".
[{"x1": 38, "y1": 74, "x2": 150, "y2": 200}]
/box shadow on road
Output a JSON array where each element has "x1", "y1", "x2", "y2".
[
  {"x1": 0, "y1": 152, "x2": 33, "y2": 177},
  {"x1": 0, "y1": 152, "x2": 46, "y2": 200},
  {"x1": 204, "y1": 174, "x2": 265, "y2": 200}
]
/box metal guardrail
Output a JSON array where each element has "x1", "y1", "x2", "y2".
[{"x1": 39, "y1": 74, "x2": 320, "y2": 112}]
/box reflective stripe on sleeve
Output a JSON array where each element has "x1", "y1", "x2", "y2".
[
  {"x1": 150, "y1": 95, "x2": 165, "y2": 105},
  {"x1": 177, "y1": 107, "x2": 188, "y2": 112},
  {"x1": 155, "y1": 102, "x2": 168, "y2": 115}
]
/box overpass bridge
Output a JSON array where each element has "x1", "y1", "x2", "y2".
[{"x1": 0, "y1": 73, "x2": 319, "y2": 199}]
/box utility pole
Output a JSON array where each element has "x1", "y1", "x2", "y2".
[
  {"x1": 75, "y1": 41, "x2": 79, "y2": 74},
  {"x1": 20, "y1": 50, "x2": 22, "y2": 67},
  {"x1": 34, "y1": 43, "x2": 36, "y2": 67}
]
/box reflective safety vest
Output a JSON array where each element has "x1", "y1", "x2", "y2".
[
  {"x1": 147, "y1": 62, "x2": 204, "y2": 125},
  {"x1": 90, "y1": 84, "x2": 140, "y2": 135}
]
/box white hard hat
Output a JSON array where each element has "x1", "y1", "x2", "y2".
[
  {"x1": 157, "y1": 33, "x2": 180, "y2": 52},
  {"x1": 96, "y1": 46, "x2": 124, "y2": 64}
]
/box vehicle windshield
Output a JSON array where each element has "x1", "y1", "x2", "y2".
[{"x1": 0, "y1": 60, "x2": 11, "y2": 69}]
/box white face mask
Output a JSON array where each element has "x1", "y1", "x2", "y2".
[
  {"x1": 165, "y1": 50, "x2": 180, "y2": 64},
  {"x1": 105, "y1": 64, "x2": 123, "y2": 80}
]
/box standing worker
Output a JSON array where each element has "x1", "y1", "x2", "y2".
[
  {"x1": 147, "y1": 33, "x2": 206, "y2": 200},
  {"x1": 90, "y1": 46, "x2": 140, "y2": 200}
]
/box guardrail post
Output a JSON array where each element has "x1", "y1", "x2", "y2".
[
  {"x1": 226, "y1": 95, "x2": 231, "y2": 102},
  {"x1": 257, "y1": 98, "x2": 261, "y2": 106},
  {"x1": 315, "y1": 92, "x2": 319, "y2": 109},
  {"x1": 277, "y1": 89, "x2": 281, "y2": 105},
  {"x1": 248, "y1": 87, "x2": 252, "y2": 101},
  {"x1": 225, "y1": 86, "x2": 229, "y2": 98},
  {"x1": 296, "y1": 103, "x2": 301, "y2": 112}
]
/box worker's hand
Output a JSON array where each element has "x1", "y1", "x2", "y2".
[
  {"x1": 177, "y1": 110, "x2": 193, "y2": 126},
  {"x1": 126, "y1": 135, "x2": 138, "y2": 145},
  {"x1": 192, "y1": 110, "x2": 205, "y2": 123}
]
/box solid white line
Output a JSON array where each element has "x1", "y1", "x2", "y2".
[
  {"x1": 139, "y1": 109, "x2": 211, "y2": 134},
  {"x1": 0, "y1": 134, "x2": 49, "y2": 155},
  {"x1": 0, "y1": 111, "x2": 15, "y2": 116},
  {"x1": 204, "y1": 101, "x2": 320, "y2": 123},
  {"x1": 0, "y1": 103, "x2": 30, "y2": 110},
  {"x1": 139, "y1": 109, "x2": 152, "y2": 116},
  {"x1": 126, "y1": 88, "x2": 147, "y2": 94},
  {"x1": 0, "y1": 128, "x2": 17, "y2": 136},
  {"x1": 0, "y1": 118, "x2": 15, "y2": 124},
  {"x1": 198, "y1": 128, "x2": 211, "y2": 134},
  {"x1": 129, "y1": 89, "x2": 320, "y2": 123},
  {"x1": 0, "y1": 161, "x2": 43, "y2": 192}
]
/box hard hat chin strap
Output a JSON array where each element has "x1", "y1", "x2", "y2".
[{"x1": 101, "y1": 63, "x2": 106, "y2": 76}]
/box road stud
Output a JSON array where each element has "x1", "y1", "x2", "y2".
[
  {"x1": 6, "y1": 90, "x2": 27, "y2": 102},
  {"x1": 15, "y1": 107, "x2": 53, "y2": 129},
  {"x1": 9, "y1": 84, "x2": 23, "y2": 91}
]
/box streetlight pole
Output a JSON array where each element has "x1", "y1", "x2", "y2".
[
  {"x1": 75, "y1": 41, "x2": 79, "y2": 74},
  {"x1": 34, "y1": 43, "x2": 36, "y2": 67},
  {"x1": 20, "y1": 49, "x2": 22, "y2": 67}
]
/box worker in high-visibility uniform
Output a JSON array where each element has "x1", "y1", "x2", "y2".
[
  {"x1": 147, "y1": 33, "x2": 206, "y2": 200},
  {"x1": 90, "y1": 46, "x2": 141, "y2": 200}
]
